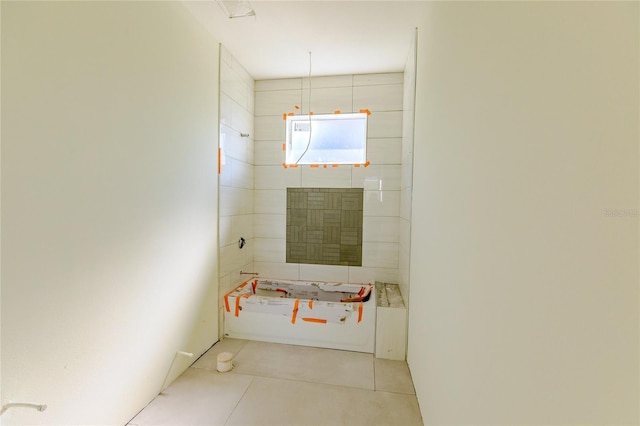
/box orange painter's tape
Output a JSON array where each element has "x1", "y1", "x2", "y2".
[
  {"x1": 288, "y1": 112, "x2": 294, "y2": 116},
  {"x1": 295, "y1": 105, "x2": 300, "y2": 110},
  {"x1": 302, "y1": 318, "x2": 327, "y2": 324},
  {"x1": 308, "y1": 300, "x2": 314, "y2": 309},
  {"x1": 289, "y1": 164, "x2": 298, "y2": 168},
  {"x1": 291, "y1": 299, "x2": 300, "y2": 324},
  {"x1": 359, "y1": 109, "x2": 372, "y2": 116},
  {"x1": 218, "y1": 148, "x2": 222, "y2": 174},
  {"x1": 310, "y1": 164, "x2": 320, "y2": 168},
  {"x1": 364, "y1": 161, "x2": 371, "y2": 167},
  {"x1": 332, "y1": 164, "x2": 339, "y2": 168},
  {"x1": 357, "y1": 302, "x2": 364, "y2": 323},
  {"x1": 354, "y1": 164, "x2": 361, "y2": 168},
  {"x1": 282, "y1": 163, "x2": 288, "y2": 169},
  {"x1": 334, "y1": 110, "x2": 341, "y2": 114},
  {"x1": 235, "y1": 293, "x2": 250, "y2": 317},
  {"x1": 282, "y1": 143, "x2": 286, "y2": 151},
  {"x1": 224, "y1": 280, "x2": 249, "y2": 313},
  {"x1": 282, "y1": 113, "x2": 287, "y2": 120},
  {"x1": 323, "y1": 164, "x2": 327, "y2": 169}
]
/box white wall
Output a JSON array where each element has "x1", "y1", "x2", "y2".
[
  {"x1": 218, "y1": 46, "x2": 255, "y2": 338},
  {"x1": 253, "y1": 74, "x2": 403, "y2": 284},
  {"x1": 408, "y1": 2, "x2": 639, "y2": 424},
  {"x1": 1, "y1": 2, "x2": 219, "y2": 424}
]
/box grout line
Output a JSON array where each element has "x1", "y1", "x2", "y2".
[
  {"x1": 223, "y1": 375, "x2": 255, "y2": 426},
  {"x1": 232, "y1": 370, "x2": 376, "y2": 392}
]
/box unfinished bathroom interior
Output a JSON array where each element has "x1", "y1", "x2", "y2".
[{"x1": 2, "y1": 1, "x2": 638, "y2": 425}]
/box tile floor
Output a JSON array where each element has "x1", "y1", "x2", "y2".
[{"x1": 128, "y1": 339, "x2": 423, "y2": 426}]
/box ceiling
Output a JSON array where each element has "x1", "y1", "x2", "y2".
[{"x1": 183, "y1": 1, "x2": 427, "y2": 81}]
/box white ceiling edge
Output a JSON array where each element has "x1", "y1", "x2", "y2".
[{"x1": 182, "y1": 1, "x2": 426, "y2": 81}]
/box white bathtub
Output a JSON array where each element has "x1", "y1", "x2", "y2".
[{"x1": 223, "y1": 279, "x2": 376, "y2": 353}]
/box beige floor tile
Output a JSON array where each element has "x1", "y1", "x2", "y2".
[
  {"x1": 129, "y1": 368, "x2": 252, "y2": 425},
  {"x1": 374, "y1": 358, "x2": 416, "y2": 394},
  {"x1": 232, "y1": 341, "x2": 374, "y2": 390},
  {"x1": 192, "y1": 338, "x2": 248, "y2": 372},
  {"x1": 225, "y1": 376, "x2": 423, "y2": 426}
]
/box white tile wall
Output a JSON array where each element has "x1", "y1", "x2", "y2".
[
  {"x1": 253, "y1": 239, "x2": 286, "y2": 263},
  {"x1": 301, "y1": 87, "x2": 353, "y2": 114},
  {"x1": 253, "y1": 261, "x2": 300, "y2": 280},
  {"x1": 231, "y1": 159, "x2": 254, "y2": 189},
  {"x1": 232, "y1": 214, "x2": 254, "y2": 240},
  {"x1": 253, "y1": 72, "x2": 405, "y2": 287},
  {"x1": 221, "y1": 61, "x2": 250, "y2": 110},
  {"x1": 302, "y1": 75, "x2": 353, "y2": 89},
  {"x1": 353, "y1": 73, "x2": 404, "y2": 86},
  {"x1": 255, "y1": 141, "x2": 286, "y2": 166},
  {"x1": 220, "y1": 216, "x2": 234, "y2": 246},
  {"x1": 348, "y1": 266, "x2": 399, "y2": 284},
  {"x1": 368, "y1": 111, "x2": 403, "y2": 138},
  {"x1": 301, "y1": 166, "x2": 353, "y2": 188},
  {"x1": 219, "y1": 46, "x2": 255, "y2": 329},
  {"x1": 362, "y1": 242, "x2": 399, "y2": 269},
  {"x1": 352, "y1": 165, "x2": 402, "y2": 191},
  {"x1": 367, "y1": 138, "x2": 402, "y2": 165},
  {"x1": 219, "y1": 186, "x2": 253, "y2": 216},
  {"x1": 254, "y1": 189, "x2": 287, "y2": 215},
  {"x1": 255, "y1": 90, "x2": 302, "y2": 116},
  {"x1": 353, "y1": 84, "x2": 404, "y2": 112},
  {"x1": 364, "y1": 190, "x2": 401, "y2": 217},
  {"x1": 255, "y1": 116, "x2": 285, "y2": 141},
  {"x1": 363, "y1": 217, "x2": 400, "y2": 243},
  {"x1": 254, "y1": 165, "x2": 301, "y2": 190},
  {"x1": 254, "y1": 214, "x2": 286, "y2": 239},
  {"x1": 299, "y1": 264, "x2": 350, "y2": 283},
  {"x1": 256, "y1": 78, "x2": 302, "y2": 92}
]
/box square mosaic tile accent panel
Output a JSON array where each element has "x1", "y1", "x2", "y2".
[{"x1": 286, "y1": 188, "x2": 363, "y2": 266}]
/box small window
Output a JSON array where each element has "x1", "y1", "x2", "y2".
[{"x1": 285, "y1": 113, "x2": 368, "y2": 165}]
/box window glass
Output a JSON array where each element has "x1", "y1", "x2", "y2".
[{"x1": 285, "y1": 113, "x2": 368, "y2": 164}]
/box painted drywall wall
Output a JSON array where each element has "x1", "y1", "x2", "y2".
[
  {"x1": 218, "y1": 46, "x2": 255, "y2": 338},
  {"x1": 253, "y1": 74, "x2": 404, "y2": 284},
  {"x1": 1, "y1": 2, "x2": 219, "y2": 424},
  {"x1": 408, "y1": 2, "x2": 639, "y2": 424}
]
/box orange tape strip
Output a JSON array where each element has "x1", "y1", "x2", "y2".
[
  {"x1": 359, "y1": 109, "x2": 372, "y2": 116},
  {"x1": 308, "y1": 300, "x2": 314, "y2": 309},
  {"x1": 295, "y1": 105, "x2": 300, "y2": 110},
  {"x1": 218, "y1": 148, "x2": 222, "y2": 174},
  {"x1": 357, "y1": 302, "x2": 364, "y2": 323},
  {"x1": 291, "y1": 299, "x2": 300, "y2": 324},
  {"x1": 224, "y1": 280, "x2": 249, "y2": 313},
  {"x1": 302, "y1": 318, "x2": 327, "y2": 324},
  {"x1": 354, "y1": 164, "x2": 361, "y2": 168},
  {"x1": 310, "y1": 164, "x2": 320, "y2": 168},
  {"x1": 282, "y1": 113, "x2": 287, "y2": 120},
  {"x1": 323, "y1": 164, "x2": 327, "y2": 169},
  {"x1": 334, "y1": 110, "x2": 341, "y2": 114},
  {"x1": 282, "y1": 163, "x2": 288, "y2": 169},
  {"x1": 332, "y1": 164, "x2": 339, "y2": 168},
  {"x1": 364, "y1": 161, "x2": 370, "y2": 167},
  {"x1": 289, "y1": 164, "x2": 298, "y2": 168},
  {"x1": 288, "y1": 112, "x2": 294, "y2": 116},
  {"x1": 235, "y1": 293, "x2": 250, "y2": 317}
]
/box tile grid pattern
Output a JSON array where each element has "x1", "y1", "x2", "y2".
[
  {"x1": 218, "y1": 47, "x2": 256, "y2": 338},
  {"x1": 286, "y1": 188, "x2": 364, "y2": 266},
  {"x1": 129, "y1": 339, "x2": 422, "y2": 425},
  {"x1": 254, "y1": 73, "x2": 403, "y2": 283}
]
